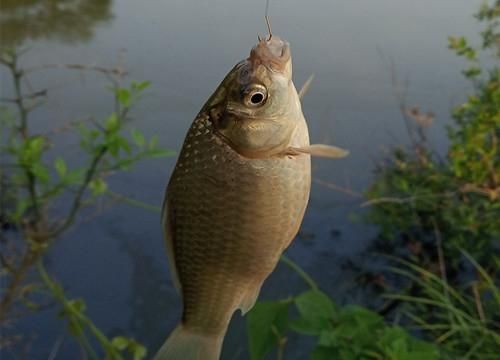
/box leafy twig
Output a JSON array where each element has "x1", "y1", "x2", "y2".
[{"x1": 50, "y1": 146, "x2": 107, "y2": 238}]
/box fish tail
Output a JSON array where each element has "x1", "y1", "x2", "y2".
[{"x1": 153, "y1": 323, "x2": 224, "y2": 360}]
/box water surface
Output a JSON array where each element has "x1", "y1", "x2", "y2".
[{"x1": 0, "y1": 0, "x2": 483, "y2": 358}]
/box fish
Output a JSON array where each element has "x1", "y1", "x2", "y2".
[{"x1": 155, "y1": 33, "x2": 348, "y2": 360}]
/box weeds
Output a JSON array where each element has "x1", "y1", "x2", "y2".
[
  {"x1": 0, "y1": 47, "x2": 171, "y2": 358},
  {"x1": 247, "y1": 256, "x2": 440, "y2": 360},
  {"x1": 249, "y1": 1, "x2": 499, "y2": 359},
  {"x1": 385, "y1": 252, "x2": 500, "y2": 359}
]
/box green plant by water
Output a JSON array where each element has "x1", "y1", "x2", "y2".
[
  {"x1": 0, "y1": 49, "x2": 172, "y2": 359},
  {"x1": 248, "y1": 1, "x2": 499, "y2": 359}
]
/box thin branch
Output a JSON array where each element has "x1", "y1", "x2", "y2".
[
  {"x1": 280, "y1": 255, "x2": 319, "y2": 291},
  {"x1": 313, "y1": 178, "x2": 363, "y2": 199},
  {"x1": 50, "y1": 146, "x2": 107, "y2": 238},
  {"x1": 0, "y1": 89, "x2": 47, "y2": 103},
  {"x1": 361, "y1": 184, "x2": 497, "y2": 208},
  {"x1": 105, "y1": 189, "x2": 161, "y2": 213},
  {"x1": 24, "y1": 63, "x2": 127, "y2": 77},
  {"x1": 0, "y1": 247, "x2": 41, "y2": 322},
  {"x1": 2, "y1": 51, "x2": 42, "y2": 222}
]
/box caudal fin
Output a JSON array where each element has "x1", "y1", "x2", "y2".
[{"x1": 153, "y1": 324, "x2": 223, "y2": 360}]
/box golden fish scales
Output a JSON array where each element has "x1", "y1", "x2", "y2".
[
  {"x1": 168, "y1": 106, "x2": 310, "y2": 334},
  {"x1": 155, "y1": 35, "x2": 347, "y2": 360}
]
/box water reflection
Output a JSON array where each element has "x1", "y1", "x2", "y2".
[
  {"x1": 0, "y1": 0, "x2": 113, "y2": 47},
  {"x1": 120, "y1": 236, "x2": 179, "y2": 355}
]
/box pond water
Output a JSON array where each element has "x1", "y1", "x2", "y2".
[{"x1": 0, "y1": 0, "x2": 484, "y2": 358}]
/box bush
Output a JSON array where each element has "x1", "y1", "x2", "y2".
[
  {"x1": 365, "y1": 0, "x2": 499, "y2": 269},
  {"x1": 0, "y1": 48, "x2": 172, "y2": 359}
]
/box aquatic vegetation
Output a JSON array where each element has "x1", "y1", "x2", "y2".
[
  {"x1": 365, "y1": 0, "x2": 499, "y2": 268},
  {"x1": 38, "y1": 262, "x2": 147, "y2": 360},
  {"x1": 0, "y1": 48, "x2": 171, "y2": 358},
  {"x1": 247, "y1": 256, "x2": 440, "y2": 360},
  {"x1": 362, "y1": 1, "x2": 500, "y2": 359},
  {"x1": 386, "y1": 253, "x2": 500, "y2": 360},
  {"x1": 249, "y1": 1, "x2": 499, "y2": 359}
]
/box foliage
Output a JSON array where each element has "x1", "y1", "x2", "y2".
[
  {"x1": 361, "y1": 2, "x2": 500, "y2": 359},
  {"x1": 364, "y1": 0, "x2": 500, "y2": 267},
  {"x1": 247, "y1": 257, "x2": 440, "y2": 360},
  {"x1": 38, "y1": 262, "x2": 147, "y2": 360},
  {"x1": 0, "y1": 48, "x2": 171, "y2": 357},
  {"x1": 386, "y1": 253, "x2": 500, "y2": 360},
  {"x1": 248, "y1": 2, "x2": 500, "y2": 360}
]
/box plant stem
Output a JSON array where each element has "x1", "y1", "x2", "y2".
[
  {"x1": 50, "y1": 146, "x2": 107, "y2": 237},
  {"x1": 105, "y1": 189, "x2": 162, "y2": 213},
  {"x1": 0, "y1": 247, "x2": 42, "y2": 321},
  {"x1": 280, "y1": 255, "x2": 319, "y2": 291},
  {"x1": 37, "y1": 262, "x2": 123, "y2": 360},
  {"x1": 4, "y1": 51, "x2": 42, "y2": 220}
]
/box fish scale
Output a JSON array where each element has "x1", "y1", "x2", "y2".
[
  {"x1": 154, "y1": 35, "x2": 325, "y2": 360},
  {"x1": 167, "y1": 109, "x2": 310, "y2": 336}
]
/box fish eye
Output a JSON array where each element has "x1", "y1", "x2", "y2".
[{"x1": 243, "y1": 85, "x2": 268, "y2": 107}]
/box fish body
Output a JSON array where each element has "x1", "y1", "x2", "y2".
[{"x1": 155, "y1": 35, "x2": 345, "y2": 360}]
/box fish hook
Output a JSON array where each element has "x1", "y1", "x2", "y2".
[{"x1": 265, "y1": 15, "x2": 272, "y2": 40}]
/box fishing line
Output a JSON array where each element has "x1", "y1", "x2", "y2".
[{"x1": 265, "y1": 0, "x2": 272, "y2": 40}]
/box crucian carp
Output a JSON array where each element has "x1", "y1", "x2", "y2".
[{"x1": 155, "y1": 30, "x2": 348, "y2": 360}]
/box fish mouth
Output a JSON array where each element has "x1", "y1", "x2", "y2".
[{"x1": 248, "y1": 36, "x2": 291, "y2": 74}]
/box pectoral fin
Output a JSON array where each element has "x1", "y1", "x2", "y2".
[
  {"x1": 298, "y1": 74, "x2": 314, "y2": 99},
  {"x1": 286, "y1": 144, "x2": 349, "y2": 158}
]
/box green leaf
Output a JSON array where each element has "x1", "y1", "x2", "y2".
[
  {"x1": 132, "y1": 80, "x2": 151, "y2": 92},
  {"x1": 111, "y1": 336, "x2": 129, "y2": 350},
  {"x1": 147, "y1": 149, "x2": 175, "y2": 158},
  {"x1": 89, "y1": 178, "x2": 108, "y2": 196},
  {"x1": 149, "y1": 135, "x2": 159, "y2": 149},
  {"x1": 291, "y1": 293, "x2": 337, "y2": 334},
  {"x1": 14, "y1": 199, "x2": 29, "y2": 220},
  {"x1": 68, "y1": 299, "x2": 86, "y2": 312},
  {"x1": 247, "y1": 300, "x2": 290, "y2": 360},
  {"x1": 311, "y1": 345, "x2": 338, "y2": 360},
  {"x1": 463, "y1": 67, "x2": 481, "y2": 78},
  {"x1": 28, "y1": 136, "x2": 45, "y2": 154},
  {"x1": 341, "y1": 305, "x2": 384, "y2": 329},
  {"x1": 132, "y1": 343, "x2": 147, "y2": 360},
  {"x1": 117, "y1": 136, "x2": 132, "y2": 154},
  {"x1": 131, "y1": 129, "x2": 145, "y2": 147},
  {"x1": 31, "y1": 163, "x2": 50, "y2": 184},
  {"x1": 66, "y1": 169, "x2": 84, "y2": 184},
  {"x1": 106, "y1": 113, "x2": 120, "y2": 132},
  {"x1": 294, "y1": 290, "x2": 337, "y2": 329},
  {"x1": 116, "y1": 88, "x2": 131, "y2": 107},
  {"x1": 54, "y1": 158, "x2": 67, "y2": 178},
  {"x1": 317, "y1": 330, "x2": 339, "y2": 348},
  {"x1": 107, "y1": 135, "x2": 121, "y2": 157}
]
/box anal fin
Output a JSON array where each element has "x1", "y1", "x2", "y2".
[{"x1": 238, "y1": 284, "x2": 262, "y2": 315}]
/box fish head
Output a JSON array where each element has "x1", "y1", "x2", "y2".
[{"x1": 214, "y1": 36, "x2": 303, "y2": 158}]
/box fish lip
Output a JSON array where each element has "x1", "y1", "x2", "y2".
[{"x1": 248, "y1": 36, "x2": 291, "y2": 73}]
